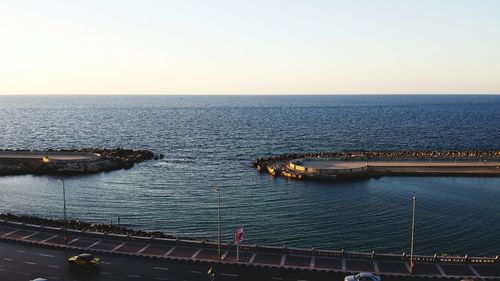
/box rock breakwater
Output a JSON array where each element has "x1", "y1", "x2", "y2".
[{"x1": 0, "y1": 148, "x2": 163, "y2": 176}]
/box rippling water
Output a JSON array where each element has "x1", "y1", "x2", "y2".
[{"x1": 0, "y1": 95, "x2": 499, "y2": 255}]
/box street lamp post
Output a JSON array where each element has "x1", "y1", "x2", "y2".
[
  {"x1": 214, "y1": 185, "x2": 222, "y2": 261},
  {"x1": 410, "y1": 195, "x2": 416, "y2": 274},
  {"x1": 58, "y1": 178, "x2": 68, "y2": 243}
]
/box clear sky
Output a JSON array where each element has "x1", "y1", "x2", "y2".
[{"x1": 0, "y1": 0, "x2": 499, "y2": 94}]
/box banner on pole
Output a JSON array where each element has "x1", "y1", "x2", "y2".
[{"x1": 234, "y1": 227, "x2": 244, "y2": 244}]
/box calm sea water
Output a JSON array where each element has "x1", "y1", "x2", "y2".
[{"x1": 0, "y1": 95, "x2": 499, "y2": 256}]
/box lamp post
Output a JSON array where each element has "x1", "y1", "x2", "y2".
[
  {"x1": 410, "y1": 196, "x2": 416, "y2": 274},
  {"x1": 214, "y1": 185, "x2": 222, "y2": 261},
  {"x1": 58, "y1": 178, "x2": 68, "y2": 243}
]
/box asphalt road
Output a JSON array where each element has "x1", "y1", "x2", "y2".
[{"x1": 0, "y1": 241, "x2": 351, "y2": 281}]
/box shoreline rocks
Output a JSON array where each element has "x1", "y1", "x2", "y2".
[{"x1": 0, "y1": 213, "x2": 192, "y2": 240}]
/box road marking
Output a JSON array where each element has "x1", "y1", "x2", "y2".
[
  {"x1": 126, "y1": 275, "x2": 141, "y2": 278},
  {"x1": 21, "y1": 231, "x2": 39, "y2": 240},
  {"x1": 436, "y1": 264, "x2": 447, "y2": 276},
  {"x1": 40, "y1": 234, "x2": 58, "y2": 243},
  {"x1": 249, "y1": 253, "x2": 257, "y2": 263},
  {"x1": 310, "y1": 256, "x2": 315, "y2": 268},
  {"x1": 373, "y1": 261, "x2": 380, "y2": 274},
  {"x1": 468, "y1": 265, "x2": 481, "y2": 278},
  {"x1": 39, "y1": 253, "x2": 55, "y2": 258},
  {"x1": 2, "y1": 229, "x2": 20, "y2": 237},
  {"x1": 156, "y1": 278, "x2": 170, "y2": 281},
  {"x1": 280, "y1": 255, "x2": 286, "y2": 266},
  {"x1": 68, "y1": 238, "x2": 79, "y2": 245},
  {"x1": 49, "y1": 265, "x2": 59, "y2": 268},
  {"x1": 3, "y1": 258, "x2": 14, "y2": 261},
  {"x1": 16, "y1": 250, "x2": 25, "y2": 254},
  {"x1": 191, "y1": 249, "x2": 202, "y2": 259},
  {"x1": 341, "y1": 259, "x2": 346, "y2": 271},
  {"x1": 137, "y1": 244, "x2": 150, "y2": 254},
  {"x1": 164, "y1": 246, "x2": 176, "y2": 257},
  {"x1": 221, "y1": 273, "x2": 239, "y2": 277},
  {"x1": 86, "y1": 239, "x2": 102, "y2": 249},
  {"x1": 24, "y1": 261, "x2": 37, "y2": 265},
  {"x1": 101, "y1": 261, "x2": 111, "y2": 265},
  {"x1": 221, "y1": 250, "x2": 229, "y2": 260},
  {"x1": 153, "y1": 267, "x2": 169, "y2": 271},
  {"x1": 189, "y1": 270, "x2": 201, "y2": 274},
  {"x1": 112, "y1": 241, "x2": 126, "y2": 251}
]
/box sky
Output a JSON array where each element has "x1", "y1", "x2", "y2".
[{"x1": 0, "y1": 0, "x2": 499, "y2": 95}]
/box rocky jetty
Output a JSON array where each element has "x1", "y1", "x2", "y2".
[
  {"x1": 255, "y1": 150, "x2": 500, "y2": 179},
  {"x1": 0, "y1": 148, "x2": 164, "y2": 176}
]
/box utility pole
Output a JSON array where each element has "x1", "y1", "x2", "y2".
[
  {"x1": 410, "y1": 195, "x2": 416, "y2": 274},
  {"x1": 214, "y1": 185, "x2": 222, "y2": 261},
  {"x1": 58, "y1": 178, "x2": 68, "y2": 243}
]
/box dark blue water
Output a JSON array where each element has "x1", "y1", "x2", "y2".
[{"x1": 0, "y1": 95, "x2": 499, "y2": 255}]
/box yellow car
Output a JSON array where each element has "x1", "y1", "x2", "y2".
[{"x1": 68, "y1": 253, "x2": 100, "y2": 267}]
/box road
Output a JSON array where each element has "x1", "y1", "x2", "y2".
[{"x1": 0, "y1": 240, "x2": 347, "y2": 281}]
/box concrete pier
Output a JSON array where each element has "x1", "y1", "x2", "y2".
[
  {"x1": 0, "y1": 149, "x2": 156, "y2": 176},
  {"x1": 278, "y1": 159, "x2": 500, "y2": 180}
]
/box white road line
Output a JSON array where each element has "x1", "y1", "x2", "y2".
[
  {"x1": 341, "y1": 259, "x2": 346, "y2": 271},
  {"x1": 436, "y1": 264, "x2": 447, "y2": 276},
  {"x1": 249, "y1": 253, "x2": 257, "y2": 263},
  {"x1": 126, "y1": 275, "x2": 141, "y2": 278},
  {"x1": 189, "y1": 270, "x2": 201, "y2": 274},
  {"x1": 100, "y1": 261, "x2": 111, "y2": 265},
  {"x1": 310, "y1": 256, "x2": 315, "y2": 268},
  {"x1": 15, "y1": 250, "x2": 25, "y2": 254},
  {"x1": 153, "y1": 267, "x2": 169, "y2": 271},
  {"x1": 68, "y1": 238, "x2": 79, "y2": 245},
  {"x1": 280, "y1": 255, "x2": 286, "y2": 266},
  {"x1": 221, "y1": 273, "x2": 239, "y2": 277},
  {"x1": 191, "y1": 249, "x2": 202, "y2": 259},
  {"x1": 373, "y1": 261, "x2": 380, "y2": 274},
  {"x1": 39, "y1": 253, "x2": 55, "y2": 258},
  {"x1": 164, "y1": 246, "x2": 176, "y2": 257},
  {"x1": 40, "y1": 234, "x2": 58, "y2": 243},
  {"x1": 49, "y1": 265, "x2": 59, "y2": 268},
  {"x1": 137, "y1": 244, "x2": 150, "y2": 254},
  {"x1": 21, "y1": 231, "x2": 39, "y2": 240},
  {"x1": 24, "y1": 261, "x2": 36, "y2": 265},
  {"x1": 221, "y1": 250, "x2": 229, "y2": 260},
  {"x1": 112, "y1": 241, "x2": 127, "y2": 251},
  {"x1": 86, "y1": 240, "x2": 102, "y2": 249},
  {"x1": 2, "y1": 229, "x2": 20, "y2": 237},
  {"x1": 3, "y1": 258, "x2": 14, "y2": 261},
  {"x1": 468, "y1": 265, "x2": 481, "y2": 278}
]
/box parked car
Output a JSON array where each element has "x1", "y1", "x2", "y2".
[
  {"x1": 344, "y1": 272, "x2": 381, "y2": 281},
  {"x1": 67, "y1": 253, "x2": 100, "y2": 267}
]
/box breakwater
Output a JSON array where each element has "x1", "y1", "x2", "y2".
[
  {"x1": 255, "y1": 150, "x2": 500, "y2": 180},
  {"x1": 0, "y1": 148, "x2": 163, "y2": 176}
]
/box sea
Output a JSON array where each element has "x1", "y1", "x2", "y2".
[{"x1": 0, "y1": 94, "x2": 499, "y2": 256}]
